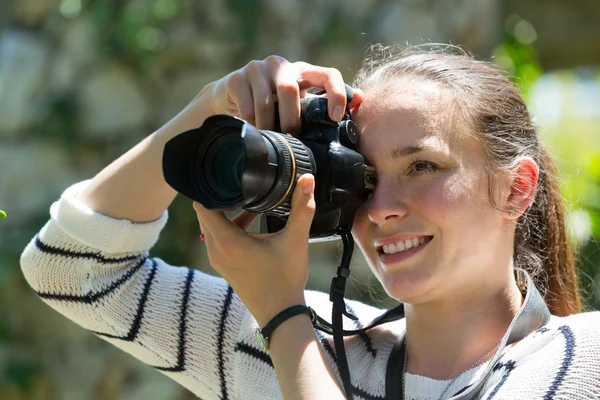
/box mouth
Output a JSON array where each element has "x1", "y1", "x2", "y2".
[{"x1": 376, "y1": 235, "x2": 434, "y2": 256}]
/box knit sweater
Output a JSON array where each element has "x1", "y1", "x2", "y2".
[{"x1": 20, "y1": 180, "x2": 600, "y2": 400}]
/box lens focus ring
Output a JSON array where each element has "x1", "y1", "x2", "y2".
[
  {"x1": 269, "y1": 134, "x2": 315, "y2": 217},
  {"x1": 245, "y1": 131, "x2": 314, "y2": 215}
]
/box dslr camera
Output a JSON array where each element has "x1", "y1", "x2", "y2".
[{"x1": 162, "y1": 85, "x2": 376, "y2": 239}]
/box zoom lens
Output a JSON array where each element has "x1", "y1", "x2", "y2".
[
  {"x1": 162, "y1": 114, "x2": 315, "y2": 215},
  {"x1": 202, "y1": 133, "x2": 245, "y2": 199}
]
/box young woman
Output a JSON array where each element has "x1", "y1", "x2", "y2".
[{"x1": 21, "y1": 45, "x2": 600, "y2": 399}]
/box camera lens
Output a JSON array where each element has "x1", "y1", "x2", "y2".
[
  {"x1": 163, "y1": 114, "x2": 315, "y2": 215},
  {"x1": 202, "y1": 133, "x2": 245, "y2": 199}
]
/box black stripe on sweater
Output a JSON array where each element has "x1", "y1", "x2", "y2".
[
  {"x1": 234, "y1": 339, "x2": 384, "y2": 400},
  {"x1": 543, "y1": 325, "x2": 575, "y2": 400},
  {"x1": 315, "y1": 331, "x2": 385, "y2": 400},
  {"x1": 217, "y1": 285, "x2": 234, "y2": 400},
  {"x1": 486, "y1": 360, "x2": 516, "y2": 399},
  {"x1": 346, "y1": 304, "x2": 377, "y2": 359},
  {"x1": 92, "y1": 259, "x2": 158, "y2": 340},
  {"x1": 154, "y1": 268, "x2": 194, "y2": 373},
  {"x1": 234, "y1": 342, "x2": 274, "y2": 367},
  {"x1": 316, "y1": 330, "x2": 338, "y2": 364},
  {"x1": 34, "y1": 235, "x2": 140, "y2": 264},
  {"x1": 36, "y1": 256, "x2": 148, "y2": 303}
]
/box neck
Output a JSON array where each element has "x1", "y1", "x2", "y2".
[{"x1": 403, "y1": 268, "x2": 524, "y2": 380}]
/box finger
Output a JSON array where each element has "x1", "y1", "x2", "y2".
[
  {"x1": 193, "y1": 201, "x2": 246, "y2": 241},
  {"x1": 246, "y1": 61, "x2": 275, "y2": 130},
  {"x1": 226, "y1": 71, "x2": 255, "y2": 125},
  {"x1": 282, "y1": 173, "x2": 316, "y2": 242},
  {"x1": 294, "y1": 62, "x2": 347, "y2": 122},
  {"x1": 231, "y1": 210, "x2": 259, "y2": 231},
  {"x1": 269, "y1": 59, "x2": 302, "y2": 133}
]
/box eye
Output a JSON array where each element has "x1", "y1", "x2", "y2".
[{"x1": 409, "y1": 158, "x2": 438, "y2": 176}]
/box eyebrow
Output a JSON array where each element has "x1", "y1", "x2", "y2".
[{"x1": 390, "y1": 144, "x2": 430, "y2": 159}]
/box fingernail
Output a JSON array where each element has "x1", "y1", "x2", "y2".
[
  {"x1": 301, "y1": 177, "x2": 313, "y2": 195},
  {"x1": 333, "y1": 105, "x2": 343, "y2": 121},
  {"x1": 199, "y1": 233, "x2": 205, "y2": 242}
]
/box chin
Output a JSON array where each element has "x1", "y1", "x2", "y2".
[{"x1": 376, "y1": 266, "x2": 437, "y2": 304}]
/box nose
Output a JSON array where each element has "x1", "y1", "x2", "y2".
[{"x1": 367, "y1": 182, "x2": 409, "y2": 225}]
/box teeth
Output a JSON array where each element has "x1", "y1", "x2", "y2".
[{"x1": 381, "y1": 237, "x2": 430, "y2": 254}]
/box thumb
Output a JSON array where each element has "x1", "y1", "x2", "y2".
[{"x1": 283, "y1": 173, "x2": 316, "y2": 239}]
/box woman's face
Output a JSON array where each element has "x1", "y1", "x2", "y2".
[{"x1": 351, "y1": 80, "x2": 509, "y2": 304}]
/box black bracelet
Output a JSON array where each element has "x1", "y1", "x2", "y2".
[{"x1": 255, "y1": 305, "x2": 314, "y2": 351}]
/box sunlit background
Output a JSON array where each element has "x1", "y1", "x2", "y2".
[{"x1": 0, "y1": 0, "x2": 599, "y2": 398}]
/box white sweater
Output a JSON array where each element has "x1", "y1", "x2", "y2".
[{"x1": 20, "y1": 180, "x2": 600, "y2": 400}]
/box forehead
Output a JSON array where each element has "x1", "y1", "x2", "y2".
[{"x1": 353, "y1": 80, "x2": 468, "y2": 160}]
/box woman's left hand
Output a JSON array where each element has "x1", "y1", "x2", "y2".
[{"x1": 192, "y1": 173, "x2": 316, "y2": 327}]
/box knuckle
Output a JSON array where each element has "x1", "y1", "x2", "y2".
[
  {"x1": 327, "y1": 67, "x2": 343, "y2": 80},
  {"x1": 246, "y1": 59, "x2": 263, "y2": 74},
  {"x1": 277, "y1": 81, "x2": 299, "y2": 96},
  {"x1": 226, "y1": 71, "x2": 246, "y2": 90},
  {"x1": 265, "y1": 55, "x2": 288, "y2": 67}
]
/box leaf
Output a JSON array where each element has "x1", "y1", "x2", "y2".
[{"x1": 0, "y1": 210, "x2": 6, "y2": 218}]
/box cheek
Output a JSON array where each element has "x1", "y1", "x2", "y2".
[
  {"x1": 351, "y1": 173, "x2": 489, "y2": 242},
  {"x1": 429, "y1": 173, "x2": 494, "y2": 246}
]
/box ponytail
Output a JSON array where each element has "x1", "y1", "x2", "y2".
[{"x1": 514, "y1": 144, "x2": 582, "y2": 316}]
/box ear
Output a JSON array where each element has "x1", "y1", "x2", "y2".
[{"x1": 503, "y1": 156, "x2": 539, "y2": 219}]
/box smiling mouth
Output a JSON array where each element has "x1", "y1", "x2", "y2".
[{"x1": 377, "y1": 236, "x2": 434, "y2": 255}]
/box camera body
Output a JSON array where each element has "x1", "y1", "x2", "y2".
[
  {"x1": 263, "y1": 96, "x2": 375, "y2": 238},
  {"x1": 162, "y1": 91, "x2": 375, "y2": 239}
]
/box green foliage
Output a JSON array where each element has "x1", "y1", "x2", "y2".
[
  {"x1": 493, "y1": 16, "x2": 543, "y2": 98},
  {"x1": 4, "y1": 361, "x2": 39, "y2": 393},
  {"x1": 82, "y1": 0, "x2": 181, "y2": 68},
  {"x1": 0, "y1": 210, "x2": 6, "y2": 219},
  {"x1": 226, "y1": 0, "x2": 263, "y2": 65},
  {"x1": 494, "y1": 15, "x2": 600, "y2": 310},
  {"x1": 35, "y1": 94, "x2": 80, "y2": 154}
]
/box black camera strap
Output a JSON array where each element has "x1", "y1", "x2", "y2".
[
  {"x1": 313, "y1": 227, "x2": 406, "y2": 400},
  {"x1": 312, "y1": 228, "x2": 551, "y2": 400}
]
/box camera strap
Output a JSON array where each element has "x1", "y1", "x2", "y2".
[
  {"x1": 386, "y1": 268, "x2": 551, "y2": 399},
  {"x1": 312, "y1": 227, "x2": 551, "y2": 400},
  {"x1": 313, "y1": 227, "x2": 406, "y2": 400}
]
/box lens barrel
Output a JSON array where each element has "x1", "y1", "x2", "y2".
[
  {"x1": 246, "y1": 129, "x2": 315, "y2": 216},
  {"x1": 162, "y1": 114, "x2": 315, "y2": 215}
]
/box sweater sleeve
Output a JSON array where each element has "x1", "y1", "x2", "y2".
[
  {"x1": 19, "y1": 180, "x2": 255, "y2": 399},
  {"x1": 479, "y1": 311, "x2": 600, "y2": 400}
]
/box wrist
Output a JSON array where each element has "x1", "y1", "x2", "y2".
[
  {"x1": 255, "y1": 296, "x2": 307, "y2": 329},
  {"x1": 154, "y1": 93, "x2": 214, "y2": 142},
  {"x1": 256, "y1": 305, "x2": 313, "y2": 352},
  {"x1": 268, "y1": 311, "x2": 314, "y2": 347}
]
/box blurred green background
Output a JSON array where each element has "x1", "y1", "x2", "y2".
[{"x1": 0, "y1": 0, "x2": 599, "y2": 398}]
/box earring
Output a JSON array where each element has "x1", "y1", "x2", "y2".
[{"x1": 509, "y1": 208, "x2": 516, "y2": 216}]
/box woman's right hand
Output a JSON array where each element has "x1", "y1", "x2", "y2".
[
  {"x1": 198, "y1": 55, "x2": 363, "y2": 133},
  {"x1": 165, "y1": 56, "x2": 364, "y2": 229}
]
